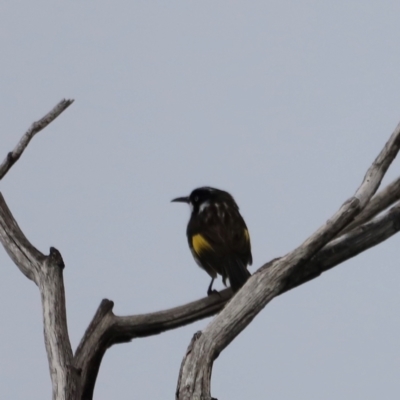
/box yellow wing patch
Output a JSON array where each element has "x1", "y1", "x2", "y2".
[
  {"x1": 244, "y1": 229, "x2": 250, "y2": 242},
  {"x1": 192, "y1": 234, "x2": 213, "y2": 255}
]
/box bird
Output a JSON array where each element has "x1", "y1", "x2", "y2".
[{"x1": 172, "y1": 186, "x2": 252, "y2": 295}]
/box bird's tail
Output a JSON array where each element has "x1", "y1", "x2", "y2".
[{"x1": 225, "y1": 256, "x2": 251, "y2": 292}]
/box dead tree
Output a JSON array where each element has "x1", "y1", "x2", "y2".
[{"x1": 1, "y1": 100, "x2": 400, "y2": 400}]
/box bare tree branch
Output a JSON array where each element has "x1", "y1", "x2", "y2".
[
  {"x1": 74, "y1": 291, "x2": 232, "y2": 400},
  {"x1": 74, "y1": 300, "x2": 115, "y2": 400},
  {"x1": 283, "y1": 201, "x2": 400, "y2": 293},
  {"x1": 0, "y1": 100, "x2": 79, "y2": 400},
  {"x1": 0, "y1": 193, "x2": 43, "y2": 282},
  {"x1": 2, "y1": 183, "x2": 397, "y2": 400},
  {"x1": 176, "y1": 122, "x2": 400, "y2": 400},
  {"x1": 1, "y1": 100, "x2": 400, "y2": 399},
  {"x1": 0, "y1": 193, "x2": 80, "y2": 400},
  {"x1": 0, "y1": 99, "x2": 74, "y2": 180},
  {"x1": 73, "y1": 198, "x2": 400, "y2": 400},
  {"x1": 340, "y1": 176, "x2": 400, "y2": 233}
]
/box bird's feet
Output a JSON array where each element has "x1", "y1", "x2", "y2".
[{"x1": 207, "y1": 288, "x2": 221, "y2": 297}]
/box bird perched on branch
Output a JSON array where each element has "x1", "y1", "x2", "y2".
[{"x1": 172, "y1": 187, "x2": 252, "y2": 295}]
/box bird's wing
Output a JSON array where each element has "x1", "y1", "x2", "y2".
[{"x1": 192, "y1": 210, "x2": 252, "y2": 266}]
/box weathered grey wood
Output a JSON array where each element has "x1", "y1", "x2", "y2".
[
  {"x1": 74, "y1": 300, "x2": 115, "y2": 400},
  {"x1": 0, "y1": 99, "x2": 74, "y2": 180},
  {"x1": 176, "y1": 122, "x2": 400, "y2": 400},
  {"x1": 73, "y1": 292, "x2": 232, "y2": 399},
  {"x1": 0, "y1": 99, "x2": 80, "y2": 400},
  {"x1": 2, "y1": 99, "x2": 400, "y2": 400},
  {"x1": 282, "y1": 202, "x2": 400, "y2": 292},
  {"x1": 0, "y1": 193, "x2": 43, "y2": 282},
  {"x1": 40, "y1": 247, "x2": 80, "y2": 400},
  {"x1": 0, "y1": 194, "x2": 80, "y2": 400},
  {"x1": 341, "y1": 176, "x2": 400, "y2": 234},
  {"x1": 2, "y1": 184, "x2": 398, "y2": 400},
  {"x1": 73, "y1": 199, "x2": 400, "y2": 400}
]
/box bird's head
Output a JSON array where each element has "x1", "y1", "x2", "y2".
[{"x1": 171, "y1": 187, "x2": 238, "y2": 214}]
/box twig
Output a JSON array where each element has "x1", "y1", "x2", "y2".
[{"x1": 0, "y1": 99, "x2": 74, "y2": 180}]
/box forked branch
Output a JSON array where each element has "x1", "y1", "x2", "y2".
[
  {"x1": 340, "y1": 176, "x2": 400, "y2": 233},
  {"x1": 176, "y1": 122, "x2": 400, "y2": 400}
]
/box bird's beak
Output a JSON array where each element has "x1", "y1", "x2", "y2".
[{"x1": 171, "y1": 196, "x2": 190, "y2": 203}]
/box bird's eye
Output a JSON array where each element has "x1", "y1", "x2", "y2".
[{"x1": 194, "y1": 196, "x2": 199, "y2": 202}]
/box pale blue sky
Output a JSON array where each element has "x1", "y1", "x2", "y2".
[{"x1": 1, "y1": 2, "x2": 400, "y2": 399}]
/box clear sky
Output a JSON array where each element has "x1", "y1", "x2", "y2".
[{"x1": 1, "y1": 1, "x2": 400, "y2": 399}]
